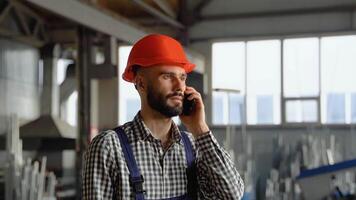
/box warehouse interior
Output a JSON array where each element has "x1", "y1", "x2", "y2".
[{"x1": 1, "y1": 0, "x2": 356, "y2": 199}]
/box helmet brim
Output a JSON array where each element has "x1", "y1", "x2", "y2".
[{"x1": 122, "y1": 59, "x2": 196, "y2": 82}]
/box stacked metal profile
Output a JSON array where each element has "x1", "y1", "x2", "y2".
[
  {"x1": 2, "y1": 115, "x2": 57, "y2": 200},
  {"x1": 265, "y1": 133, "x2": 356, "y2": 200},
  {"x1": 235, "y1": 135, "x2": 256, "y2": 200}
]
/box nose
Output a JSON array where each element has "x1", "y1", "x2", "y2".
[{"x1": 173, "y1": 77, "x2": 186, "y2": 92}]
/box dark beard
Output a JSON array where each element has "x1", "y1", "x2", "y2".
[{"x1": 147, "y1": 84, "x2": 183, "y2": 117}]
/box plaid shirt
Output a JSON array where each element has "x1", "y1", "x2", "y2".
[{"x1": 82, "y1": 113, "x2": 244, "y2": 199}]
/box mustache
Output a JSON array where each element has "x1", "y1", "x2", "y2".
[{"x1": 166, "y1": 92, "x2": 184, "y2": 98}]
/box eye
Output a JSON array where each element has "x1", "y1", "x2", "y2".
[{"x1": 162, "y1": 73, "x2": 171, "y2": 79}]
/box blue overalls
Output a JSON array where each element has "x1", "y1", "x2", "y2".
[{"x1": 114, "y1": 128, "x2": 198, "y2": 200}]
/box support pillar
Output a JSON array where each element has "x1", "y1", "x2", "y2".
[
  {"x1": 40, "y1": 44, "x2": 60, "y2": 116},
  {"x1": 76, "y1": 26, "x2": 92, "y2": 199}
]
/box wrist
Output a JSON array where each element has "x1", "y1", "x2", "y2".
[{"x1": 190, "y1": 123, "x2": 210, "y2": 137}]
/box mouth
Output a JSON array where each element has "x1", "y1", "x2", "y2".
[
  {"x1": 169, "y1": 95, "x2": 183, "y2": 103},
  {"x1": 169, "y1": 96, "x2": 183, "y2": 101}
]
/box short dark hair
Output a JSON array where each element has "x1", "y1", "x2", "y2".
[
  {"x1": 131, "y1": 65, "x2": 141, "y2": 90},
  {"x1": 131, "y1": 65, "x2": 141, "y2": 77}
]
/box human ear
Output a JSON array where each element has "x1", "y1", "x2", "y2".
[{"x1": 135, "y1": 76, "x2": 145, "y2": 91}]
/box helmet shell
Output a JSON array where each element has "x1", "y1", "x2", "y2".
[{"x1": 122, "y1": 34, "x2": 196, "y2": 82}]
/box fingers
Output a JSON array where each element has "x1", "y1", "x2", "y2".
[
  {"x1": 184, "y1": 87, "x2": 199, "y2": 97},
  {"x1": 185, "y1": 87, "x2": 203, "y2": 105}
]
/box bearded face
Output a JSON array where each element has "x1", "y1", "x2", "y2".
[{"x1": 146, "y1": 82, "x2": 183, "y2": 118}]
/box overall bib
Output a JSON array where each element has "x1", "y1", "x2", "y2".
[{"x1": 114, "y1": 128, "x2": 198, "y2": 200}]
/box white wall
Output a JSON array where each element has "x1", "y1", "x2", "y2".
[
  {"x1": 0, "y1": 38, "x2": 40, "y2": 134},
  {"x1": 190, "y1": 11, "x2": 356, "y2": 41},
  {"x1": 189, "y1": 0, "x2": 356, "y2": 41},
  {"x1": 201, "y1": 0, "x2": 356, "y2": 16}
]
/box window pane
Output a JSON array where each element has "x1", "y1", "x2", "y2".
[
  {"x1": 119, "y1": 46, "x2": 140, "y2": 124},
  {"x1": 321, "y1": 35, "x2": 356, "y2": 124},
  {"x1": 326, "y1": 93, "x2": 345, "y2": 123},
  {"x1": 286, "y1": 100, "x2": 318, "y2": 123},
  {"x1": 351, "y1": 93, "x2": 356, "y2": 123},
  {"x1": 213, "y1": 91, "x2": 227, "y2": 124},
  {"x1": 212, "y1": 42, "x2": 245, "y2": 125},
  {"x1": 283, "y1": 38, "x2": 319, "y2": 97},
  {"x1": 228, "y1": 93, "x2": 244, "y2": 125},
  {"x1": 66, "y1": 91, "x2": 78, "y2": 126},
  {"x1": 213, "y1": 91, "x2": 244, "y2": 125},
  {"x1": 212, "y1": 42, "x2": 245, "y2": 91},
  {"x1": 126, "y1": 98, "x2": 140, "y2": 121},
  {"x1": 256, "y1": 95, "x2": 274, "y2": 124},
  {"x1": 246, "y1": 40, "x2": 281, "y2": 125},
  {"x1": 57, "y1": 59, "x2": 73, "y2": 85}
]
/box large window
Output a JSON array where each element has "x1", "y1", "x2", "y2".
[
  {"x1": 212, "y1": 34, "x2": 356, "y2": 126},
  {"x1": 212, "y1": 40, "x2": 280, "y2": 125},
  {"x1": 283, "y1": 38, "x2": 319, "y2": 123},
  {"x1": 212, "y1": 42, "x2": 245, "y2": 125},
  {"x1": 321, "y1": 36, "x2": 356, "y2": 124},
  {"x1": 246, "y1": 40, "x2": 281, "y2": 125},
  {"x1": 57, "y1": 59, "x2": 77, "y2": 126}
]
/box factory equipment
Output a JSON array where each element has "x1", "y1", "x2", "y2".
[
  {"x1": 2, "y1": 115, "x2": 57, "y2": 200},
  {"x1": 213, "y1": 88, "x2": 256, "y2": 200},
  {"x1": 297, "y1": 159, "x2": 356, "y2": 200},
  {"x1": 265, "y1": 132, "x2": 356, "y2": 200}
]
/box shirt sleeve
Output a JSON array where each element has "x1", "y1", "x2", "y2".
[
  {"x1": 195, "y1": 131, "x2": 244, "y2": 200},
  {"x1": 82, "y1": 132, "x2": 118, "y2": 200}
]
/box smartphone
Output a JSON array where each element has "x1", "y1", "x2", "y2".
[{"x1": 182, "y1": 94, "x2": 195, "y2": 115}]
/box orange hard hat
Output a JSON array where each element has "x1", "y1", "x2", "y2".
[{"x1": 122, "y1": 34, "x2": 196, "y2": 82}]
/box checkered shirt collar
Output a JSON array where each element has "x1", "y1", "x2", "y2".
[{"x1": 133, "y1": 112, "x2": 182, "y2": 144}]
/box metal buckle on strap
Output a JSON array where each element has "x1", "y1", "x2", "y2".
[{"x1": 130, "y1": 175, "x2": 145, "y2": 193}]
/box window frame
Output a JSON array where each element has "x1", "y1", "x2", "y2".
[
  {"x1": 281, "y1": 37, "x2": 321, "y2": 125},
  {"x1": 210, "y1": 32, "x2": 356, "y2": 128}
]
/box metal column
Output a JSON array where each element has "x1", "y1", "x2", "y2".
[
  {"x1": 40, "y1": 44, "x2": 60, "y2": 116},
  {"x1": 76, "y1": 26, "x2": 92, "y2": 199}
]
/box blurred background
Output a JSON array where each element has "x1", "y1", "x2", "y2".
[{"x1": 1, "y1": 0, "x2": 356, "y2": 199}]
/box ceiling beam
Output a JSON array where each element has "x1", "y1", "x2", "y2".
[
  {"x1": 132, "y1": 0, "x2": 184, "y2": 29},
  {"x1": 194, "y1": 0, "x2": 213, "y2": 14},
  {"x1": 0, "y1": 27, "x2": 45, "y2": 46},
  {"x1": 25, "y1": 0, "x2": 148, "y2": 43},
  {"x1": 0, "y1": 0, "x2": 48, "y2": 47},
  {"x1": 152, "y1": 0, "x2": 176, "y2": 18},
  {"x1": 0, "y1": 2, "x2": 12, "y2": 24},
  {"x1": 200, "y1": 4, "x2": 356, "y2": 21},
  {"x1": 10, "y1": 0, "x2": 44, "y2": 22}
]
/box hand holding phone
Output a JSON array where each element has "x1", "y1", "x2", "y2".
[
  {"x1": 182, "y1": 94, "x2": 195, "y2": 116},
  {"x1": 180, "y1": 87, "x2": 210, "y2": 137}
]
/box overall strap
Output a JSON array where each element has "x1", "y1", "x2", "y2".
[
  {"x1": 180, "y1": 131, "x2": 195, "y2": 167},
  {"x1": 114, "y1": 127, "x2": 145, "y2": 200},
  {"x1": 180, "y1": 131, "x2": 198, "y2": 200}
]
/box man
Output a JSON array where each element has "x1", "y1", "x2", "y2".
[{"x1": 82, "y1": 34, "x2": 244, "y2": 199}]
